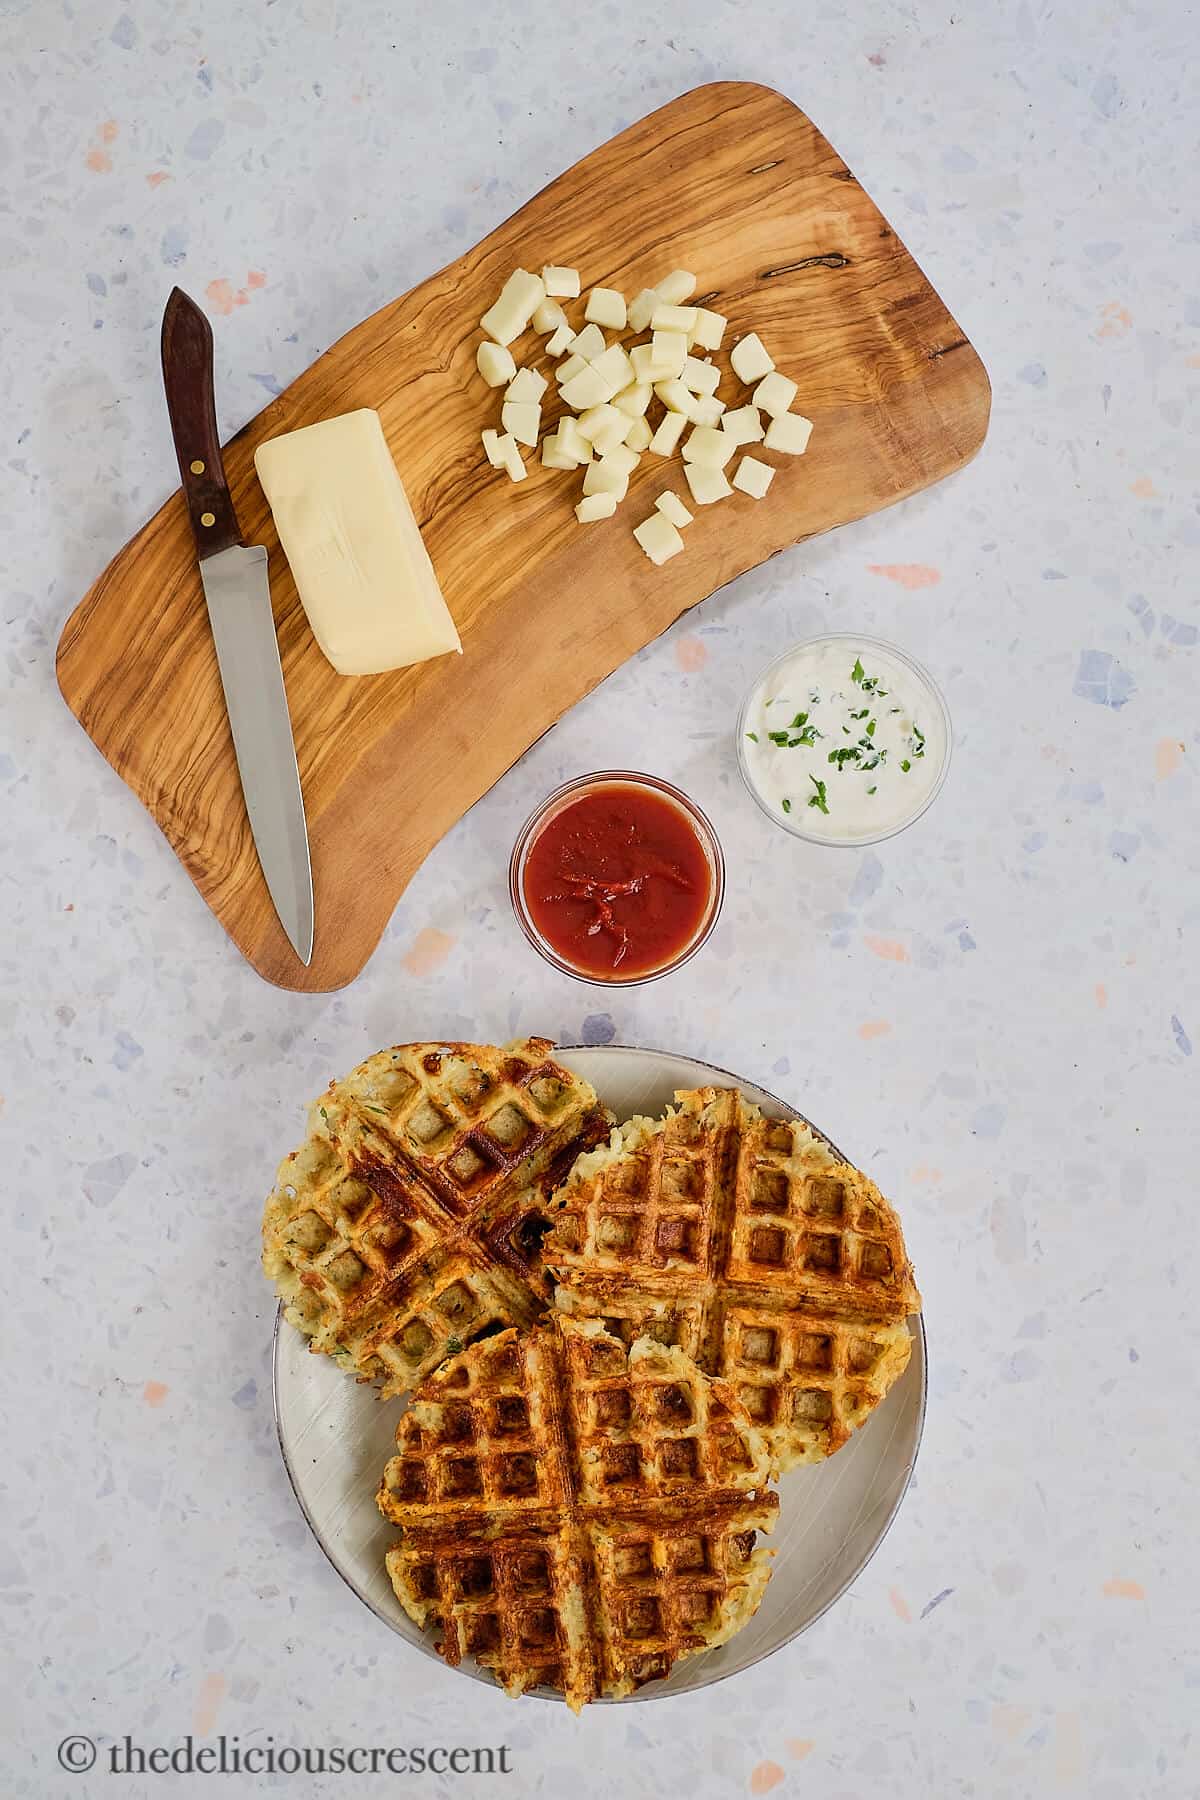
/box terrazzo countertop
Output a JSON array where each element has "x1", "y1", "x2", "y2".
[{"x1": 3, "y1": 2, "x2": 1197, "y2": 1796}]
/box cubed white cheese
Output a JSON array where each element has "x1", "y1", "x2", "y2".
[
  {"x1": 556, "y1": 352, "x2": 589, "y2": 386},
  {"x1": 629, "y1": 343, "x2": 669, "y2": 384},
  {"x1": 722, "y1": 405, "x2": 764, "y2": 446},
  {"x1": 752, "y1": 371, "x2": 798, "y2": 417},
  {"x1": 585, "y1": 286, "x2": 627, "y2": 330},
  {"x1": 633, "y1": 512, "x2": 684, "y2": 565},
  {"x1": 683, "y1": 461, "x2": 733, "y2": 505},
  {"x1": 732, "y1": 454, "x2": 776, "y2": 498},
  {"x1": 577, "y1": 406, "x2": 628, "y2": 455},
  {"x1": 498, "y1": 436, "x2": 527, "y2": 483},
  {"x1": 568, "y1": 321, "x2": 607, "y2": 362},
  {"x1": 500, "y1": 400, "x2": 541, "y2": 447},
  {"x1": 575, "y1": 492, "x2": 617, "y2": 522},
  {"x1": 730, "y1": 332, "x2": 775, "y2": 384},
  {"x1": 481, "y1": 428, "x2": 507, "y2": 468},
  {"x1": 656, "y1": 269, "x2": 697, "y2": 305},
  {"x1": 681, "y1": 355, "x2": 721, "y2": 397},
  {"x1": 681, "y1": 425, "x2": 735, "y2": 469},
  {"x1": 476, "y1": 341, "x2": 517, "y2": 387},
  {"x1": 627, "y1": 287, "x2": 660, "y2": 332},
  {"x1": 650, "y1": 302, "x2": 699, "y2": 335},
  {"x1": 653, "y1": 378, "x2": 701, "y2": 421},
  {"x1": 254, "y1": 409, "x2": 461, "y2": 676},
  {"x1": 589, "y1": 343, "x2": 635, "y2": 397},
  {"x1": 624, "y1": 415, "x2": 653, "y2": 452},
  {"x1": 543, "y1": 265, "x2": 581, "y2": 298},
  {"x1": 613, "y1": 381, "x2": 652, "y2": 419},
  {"x1": 479, "y1": 269, "x2": 545, "y2": 346},
  {"x1": 541, "y1": 432, "x2": 577, "y2": 470},
  {"x1": 582, "y1": 458, "x2": 630, "y2": 499},
  {"x1": 763, "y1": 411, "x2": 814, "y2": 455},
  {"x1": 648, "y1": 410, "x2": 689, "y2": 457},
  {"x1": 545, "y1": 321, "x2": 575, "y2": 357},
  {"x1": 655, "y1": 491, "x2": 693, "y2": 528},
  {"x1": 557, "y1": 416, "x2": 594, "y2": 464},
  {"x1": 560, "y1": 365, "x2": 613, "y2": 411},
  {"x1": 690, "y1": 307, "x2": 727, "y2": 351},
  {"x1": 602, "y1": 442, "x2": 640, "y2": 480},
  {"x1": 650, "y1": 330, "x2": 689, "y2": 377},
  {"x1": 532, "y1": 296, "x2": 567, "y2": 334},
  {"x1": 690, "y1": 395, "x2": 726, "y2": 427},
  {"x1": 505, "y1": 367, "x2": 548, "y2": 404}
]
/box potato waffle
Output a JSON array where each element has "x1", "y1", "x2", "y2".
[
  {"x1": 263, "y1": 1039, "x2": 609, "y2": 1398},
  {"x1": 377, "y1": 1315, "x2": 777, "y2": 1709},
  {"x1": 544, "y1": 1087, "x2": 920, "y2": 1471}
]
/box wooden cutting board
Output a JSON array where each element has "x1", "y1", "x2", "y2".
[{"x1": 56, "y1": 81, "x2": 990, "y2": 993}]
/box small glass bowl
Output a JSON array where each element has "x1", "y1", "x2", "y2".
[
  {"x1": 735, "y1": 633, "x2": 953, "y2": 847},
  {"x1": 508, "y1": 770, "x2": 725, "y2": 986}
]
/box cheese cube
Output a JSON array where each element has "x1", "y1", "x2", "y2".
[
  {"x1": 690, "y1": 307, "x2": 727, "y2": 351},
  {"x1": 500, "y1": 401, "x2": 541, "y2": 447},
  {"x1": 722, "y1": 405, "x2": 764, "y2": 446},
  {"x1": 653, "y1": 378, "x2": 701, "y2": 420},
  {"x1": 624, "y1": 416, "x2": 653, "y2": 452},
  {"x1": 602, "y1": 442, "x2": 641, "y2": 479},
  {"x1": 498, "y1": 436, "x2": 527, "y2": 483},
  {"x1": 732, "y1": 454, "x2": 776, "y2": 498},
  {"x1": 656, "y1": 269, "x2": 697, "y2": 304},
  {"x1": 690, "y1": 395, "x2": 726, "y2": 427},
  {"x1": 575, "y1": 492, "x2": 617, "y2": 522},
  {"x1": 633, "y1": 512, "x2": 684, "y2": 566},
  {"x1": 545, "y1": 321, "x2": 575, "y2": 357},
  {"x1": 589, "y1": 343, "x2": 635, "y2": 397},
  {"x1": 764, "y1": 411, "x2": 814, "y2": 455},
  {"x1": 476, "y1": 341, "x2": 516, "y2": 387},
  {"x1": 543, "y1": 265, "x2": 581, "y2": 298},
  {"x1": 556, "y1": 352, "x2": 589, "y2": 385},
  {"x1": 568, "y1": 321, "x2": 607, "y2": 362},
  {"x1": 560, "y1": 365, "x2": 613, "y2": 411},
  {"x1": 682, "y1": 425, "x2": 735, "y2": 469},
  {"x1": 650, "y1": 331, "x2": 688, "y2": 378},
  {"x1": 648, "y1": 410, "x2": 689, "y2": 457},
  {"x1": 752, "y1": 371, "x2": 798, "y2": 417},
  {"x1": 613, "y1": 381, "x2": 652, "y2": 419},
  {"x1": 651, "y1": 302, "x2": 699, "y2": 335},
  {"x1": 585, "y1": 286, "x2": 627, "y2": 330},
  {"x1": 255, "y1": 410, "x2": 461, "y2": 676},
  {"x1": 629, "y1": 343, "x2": 670, "y2": 384},
  {"x1": 481, "y1": 428, "x2": 507, "y2": 467},
  {"x1": 557, "y1": 416, "x2": 594, "y2": 464},
  {"x1": 627, "y1": 287, "x2": 660, "y2": 332},
  {"x1": 480, "y1": 269, "x2": 545, "y2": 346},
  {"x1": 582, "y1": 458, "x2": 630, "y2": 499},
  {"x1": 532, "y1": 296, "x2": 567, "y2": 334},
  {"x1": 681, "y1": 355, "x2": 721, "y2": 397},
  {"x1": 655, "y1": 491, "x2": 693, "y2": 528},
  {"x1": 683, "y1": 461, "x2": 733, "y2": 505},
  {"x1": 577, "y1": 406, "x2": 628, "y2": 456},
  {"x1": 541, "y1": 432, "x2": 578, "y2": 470},
  {"x1": 505, "y1": 367, "x2": 548, "y2": 404},
  {"x1": 730, "y1": 332, "x2": 774, "y2": 384}
]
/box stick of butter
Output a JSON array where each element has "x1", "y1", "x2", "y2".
[{"x1": 254, "y1": 409, "x2": 461, "y2": 677}]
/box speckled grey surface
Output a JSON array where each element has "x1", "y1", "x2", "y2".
[{"x1": 3, "y1": 3, "x2": 1197, "y2": 1796}]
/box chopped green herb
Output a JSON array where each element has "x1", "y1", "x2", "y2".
[
  {"x1": 867, "y1": 785, "x2": 878, "y2": 796},
  {"x1": 319, "y1": 1107, "x2": 329, "y2": 1124},
  {"x1": 366, "y1": 1105, "x2": 388, "y2": 1115},
  {"x1": 850, "y1": 707, "x2": 870, "y2": 720},
  {"x1": 781, "y1": 797, "x2": 792, "y2": 813},
  {"x1": 789, "y1": 711, "x2": 809, "y2": 728},
  {"x1": 828, "y1": 746, "x2": 861, "y2": 771},
  {"x1": 851, "y1": 657, "x2": 865, "y2": 684},
  {"x1": 745, "y1": 731, "x2": 759, "y2": 742},
  {"x1": 891, "y1": 706, "x2": 902, "y2": 715},
  {"x1": 911, "y1": 724, "x2": 926, "y2": 758},
  {"x1": 901, "y1": 759, "x2": 912, "y2": 772},
  {"x1": 767, "y1": 729, "x2": 791, "y2": 746},
  {"x1": 445, "y1": 1336, "x2": 464, "y2": 1355},
  {"x1": 866, "y1": 719, "x2": 876, "y2": 737},
  {"x1": 807, "y1": 776, "x2": 830, "y2": 815}
]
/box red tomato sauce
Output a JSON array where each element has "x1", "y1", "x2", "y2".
[{"x1": 522, "y1": 784, "x2": 714, "y2": 979}]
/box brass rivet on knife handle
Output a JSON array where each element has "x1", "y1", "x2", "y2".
[{"x1": 160, "y1": 286, "x2": 243, "y2": 561}]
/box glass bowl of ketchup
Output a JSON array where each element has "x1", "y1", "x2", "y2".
[{"x1": 509, "y1": 771, "x2": 725, "y2": 985}]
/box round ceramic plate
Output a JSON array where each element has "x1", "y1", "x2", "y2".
[{"x1": 273, "y1": 1045, "x2": 927, "y2": 1700}]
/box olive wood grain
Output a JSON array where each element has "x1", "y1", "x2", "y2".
[{"x1": 56, "y1": 82, "x2": 990, "y2": 992}]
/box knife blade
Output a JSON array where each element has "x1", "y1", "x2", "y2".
[{"x1": 160, "y1": 287, "x2": 314, "y2": 966}]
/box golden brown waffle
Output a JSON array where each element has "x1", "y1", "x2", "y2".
[
  {"x1": 263, "y1": 1039, "x2": 610, "y2": 1398},
  {"x1": 545, "y1": 1087, "x2": 920, "y2": 1472},
  {"x1": 377, "y1": 1314, "x2": 778, "y2": 1709}
]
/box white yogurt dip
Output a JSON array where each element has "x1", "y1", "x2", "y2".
[{"x1": 738, "y1": 636, "x2": 950, "y2": 844}]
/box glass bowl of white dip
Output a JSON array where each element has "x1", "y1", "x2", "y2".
[{"x1": 736, "y1": 634, "x2": 952, "y2": 846}]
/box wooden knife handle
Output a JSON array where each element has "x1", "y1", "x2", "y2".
[{"x1": 160, "y1": 286, "x2": 242, "y2": 559}]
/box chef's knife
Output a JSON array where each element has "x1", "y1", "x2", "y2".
[{"x1": 160, "y1": 286, "x2": 314, "y2": 966}]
